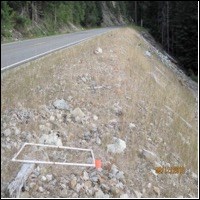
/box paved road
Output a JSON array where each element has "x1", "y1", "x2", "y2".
[{"x1": 1, "y1": 27, "x2": 118, "y2": 72}]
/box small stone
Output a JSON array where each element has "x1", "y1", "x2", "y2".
[
  {"x1": 67, "y1": 96, "x2": 73, "y2": 101},
  {"x1": 50, "y1": 116, "x2": 55, "y2": 121},
  {"x1": 84, "y1": 132, "x2": 91, "y2": 141},
  {"x1": 191, "y1": 172, "x2": 198, "y2": 181},
  {"x1": 147, "y1": 183, "x2": 152, "y2": 188},
  {"x1": 145, "y1": 51, "x2": 151, "y2": 57},
  {"x1": 39, "y1": 132, "x2": 62, "y2": 146},
  {"x1": 20, "y1": 191, "x2": 30, "y2": 198},
  {"x1": 60, "y1": 189, "x2": 68, "y2": 197},
  {"x1": 71, "y1": 108, "x2": 85, "y2": 119},
  {"x1": 90, "y1": 123, "x2": 98, "y2": 132},
  {"x1": 153, "y1": 186, "x2": 160, "y2": 196},
  {"x1": 113, "y1": 103, "x2": 123, "y2": 115},
  {"x1": 13, "y1": 127, "x2": 20, "y2": 135},
  {"x1": 41, "y1": 176, "x2": 47, "y2": 182},
  {"x1": 129, "y1": 123, "x2": 136, "y2": 129},
  {"x1": 95, "y1": 189, "x2": 109, "y2": 198},
  {"x1": 87, "y1": 157, "x2": 93, "y2": 164},
  {"x1": 96, "y1": 137, "x2": 101, "y2": 145},
  {"x1": 134, "y1": 190, "x2": 142, "y2": 198},
  {"x1": 142, "y1": 149, "x2": 158, "y2": 163},
  {"x1": 84, "y1": 181, "x2": 92, "y2": 189},
  {"x1": 101, "y1": 184, "x2": 110, "y2": 192},
  {"x1": 116, "y1": 182, "x2": 124, "y2": 189},
  {"x1": 94, "y1": 47, "x2": 103, "y2": 54},
  {"x1": 4, "y1": 129, "x2": 11, "y2": 137},
  {"x1": 39, "y1": 125, "x2": 47, "y2": 131},
  {"x1": 120, "y1": 194, "x2": 129, "y2": 198},
  {"x1": 46, "y1": 174, "x2": 53, "y2": 181},
  {"x1": 116, "y1": 171, "x2": 125, "y2": 180},
  {"x1": 38, "y1": 186, "x2": 44, "y2": 193},
  {"x1": 83, "y1": 171, "x2": 89, "y2": 181},
  {"x1": 111, "y1": 164, "x2": 119, "y2": 175},
  {"x1": 60, "y1": 183, "x2": 66, "y2": 189},
  {"x1": 76, "y1": 183, "x2": 83, "y2": 193},
  {"x1": 69, "y1": 178, "x2": 77, "y2": 189},
  {"x1": 91, "y1": 176, "x2": 98, "y2": 182},
  {"x1": 142, "y1": 188, "x2": 146, "y2": 194},
  {"x1": 57, "y1": 113, "x2": 62, "y2": 120},
  {"x1": 111, "y1": 187, "x2": 121, "y2": 196},
  {"x1": 81, "y1": 77, "x2": 87, "y2": 82},
  {"x1": 53, "y1": 99, "x2": 70, "y2": 110},
  {"x1": 107, "y1": 138, "x2": 126, "y2": 154},
  {"x1": 29, "y1": 182, "x2": 36, "y2": 189},
  {"x1": 93, "y1": 115, "x2": 98, "y2": 121}
]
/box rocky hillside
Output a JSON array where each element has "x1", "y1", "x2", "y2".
[{"x1": 1, "y1": 27, "x2": 198, "y2": 198}]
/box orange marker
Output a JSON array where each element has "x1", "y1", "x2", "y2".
[{"x1": 95, "y1": 159, "x2": 102, "y2": 169}]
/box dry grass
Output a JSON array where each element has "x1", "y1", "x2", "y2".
[{"x1": 1, "y1": 27, "x2": 198, "y2": 197}]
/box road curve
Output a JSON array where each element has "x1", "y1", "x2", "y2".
[{"x1": 1, "y1": 27, "x2": 118, "y2": 72}]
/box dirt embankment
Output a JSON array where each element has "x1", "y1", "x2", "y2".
[{"x1": 1, "y1": 28, "x2": 198, "y2": 198}]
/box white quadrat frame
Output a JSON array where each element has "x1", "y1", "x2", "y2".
[{"x1": 12, "y1": 143, "x2": 96, "y2": 167}]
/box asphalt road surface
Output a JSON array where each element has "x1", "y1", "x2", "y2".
[{"x1": 1, "y1": 27, "x2": 118, "y2": 72}]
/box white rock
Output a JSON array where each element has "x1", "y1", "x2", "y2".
[
  {"x1": 94, "y1": 47, "x2": 103, "y2": 54},
  {"x1": 50, "y1": 116, "x2": 55, "y2": 121},
  {"x1": 95, "y1": 189, "x2": 109, "y2": 198},
  {"x1": 120, "y1": 194, "x2": 129, "y2": 198},
  {"x1": 153, "y1": 186, "x2": 160, "y2": 196},
  {"x1": 81, "y1": 77, "x2": 87, "y2": 82},
  {"x1": 29, "y1": 182, "x2": 36, "y2": 189},
  {"x1": 96, "y1": 137, "x2": 101, "y2": 145},
  {"x1": 46, "y1": 174, "x2": 53, "y2": 181},
  {"x1": 191, "y1": 172, "x2": 198, "y2": 181},
  {"x1": 134, "y1": 190, "x2": 142, "y2": 198},
  {"x1": 107, "y1": 138, "x2": 126, "y2": 154},
  {"x1": 67, "y1": 96, "x2": 73, "y2": 101},
  {"x1": 39, "y1": 132, "x2": 62, "y2": 146},
  {"x1": 13, "y1": 127, "x2": 20, "y2": 135},
  {"x1": 76, "y1": 183, "x2": 83, "y2": 193},
  {"x1": 116, "y1": 182, "x2": 124, "y2": 189},
  {"x1": 116, "y1": 171, "x2": 125, "y2": 180},
  {"x1": 41, "y1": 176, "x2": 47, "y2": 181},
  {"x1": 39, "y1": 186, "x2": 44, "y2": 192},
  {"x1": 83, "y1": 171, "x2": 89, "y2": 181},
  {"x1": 53, "y1": 99, "x2": 69, "y2": 110},
  {"x1": 4, "y1": 129, "x2": 11, "y2": 137},
  {"x1": 142, "y1": 149, "x2": 158, "y2": 163},
  {"x1": 71, "y1": 108, "x2": 85, "y2": 119},
  {"x1": 111, "y1": 164, "x2": 119, "y2": 175},
  {"x1": 145, "y1": 51, "x2": 151, "y2": 57},
  {"x1": 91, "y1": 123, "x2": 98, "y2": 132},
  {"x1": 60, "y1": 183, "x2": 66, "y2": 189},
  {"x1": 113, "y1": 103, "x2": 123, "y2": 115},
  {"x1": 39, "y1": 125, "x2": 47, "y2": 131},
  {"x1": 93, "y1": 115, "x2": 98, "y2": 121},
  {"x1": 147, "y1": 183, "x2": 152, "y2": 188},
  {"x1": 129, "y1": 123, "x2": 136, "y2": 129},
  {"x1": 20, "y1": 191, "x2": 30, "y2": 198}
]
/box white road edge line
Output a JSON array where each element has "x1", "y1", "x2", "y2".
[
  {"x1": 1, "y1": 30, "x2": 114, "y2": 72},
  {"x1": 1, "y1": 27, "x2": 108, "y2": 47}
]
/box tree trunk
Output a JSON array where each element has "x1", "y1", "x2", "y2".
[
  {"x1": 166, "y1": 1, "x2": 170, "y2": 53},
  {"x1": 135, "y1": 1, "x2": 137, "y2": 25}
]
